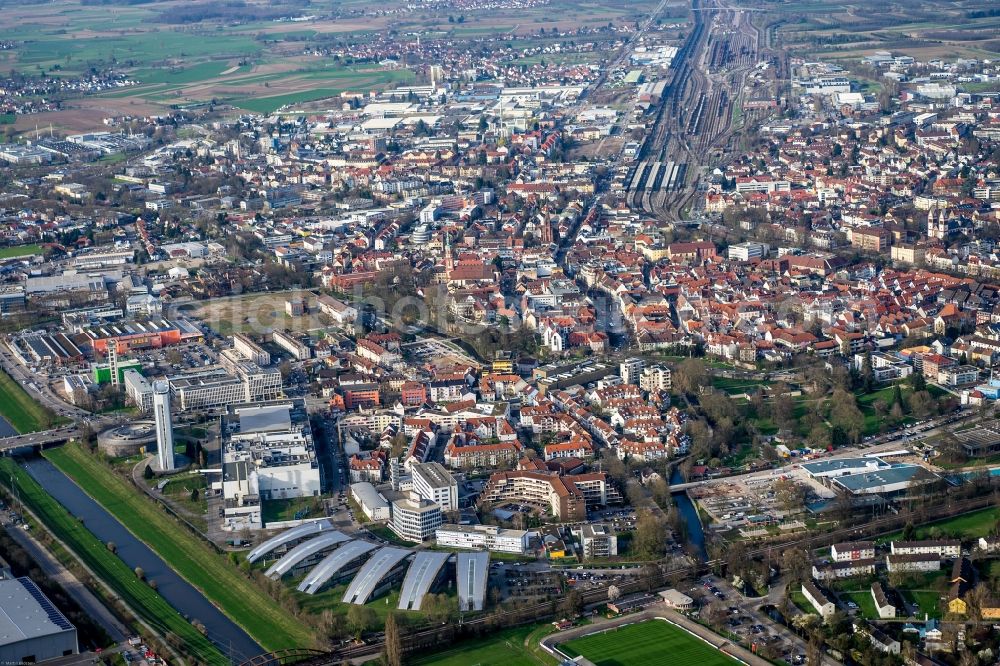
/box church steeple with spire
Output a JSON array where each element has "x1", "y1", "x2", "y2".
[{"x1": 444, "y1": 228, "x2": 454, "y2": 273}]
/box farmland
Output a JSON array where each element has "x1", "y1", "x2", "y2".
[
  {"x1": 772, "y1": 0, "x2": 1000, "y2": 62},
  {"x1": 2, "y1": 0, "x2": 659, "y2": 125},
  {"x1": 560, "y1": 620, "x2": 740, "y2": 666}
]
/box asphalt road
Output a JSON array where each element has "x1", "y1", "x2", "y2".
[{"x1": 4, "y1": 519, "x2": 130, "y2": 643}]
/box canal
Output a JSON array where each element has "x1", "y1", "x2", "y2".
[
  {"x1": 0, "y1": 416, "x2": 18, "y2": 438},
  {"x1": 24, "y1": 458, "x2": 263, "y2": 662},
  {"x1": 670, "y1": 468, "x2": 707, "y2": 561}
]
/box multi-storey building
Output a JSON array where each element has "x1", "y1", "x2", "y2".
[
  {"x1": 886, "y1": 553, "x2": 941, "y2": 573},
  {"x1": 639, "y1": 365, "x2": 672, "y2": 392},
  {"x1": 831, "y1": 541, "x2": 876, "y2": 562},
  {"x1": 890, "y1": 540, "x2": 960, "y2": 558},
  {"x1": 390, "y1": 495, "x2": 442, "y2": 542},
  {"x1": 272, "y1": 330, "x2": 311, "y2": 361},
  {"x1": 232, "y1": 333, "x2": 271, "y2": 366},
  {"x1": 812, "y1": 559, "x2": 877, "y2": 581},
  {"x1": 572, "y1": 524, "x2": 618, "y2": 559},
  {"x1": 435, "y1": 524, "x2": 530, "y2": 554},
  {"x1": 410, "y1": 462, "x2": 459, "y2": 513}
]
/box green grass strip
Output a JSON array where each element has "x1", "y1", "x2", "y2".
[
  {"x1": 45, "y1": 443, "x2": 316, "y2": 652},
  {"x1": 0, "y1": 370, "x2": 65, "y2": 433},
  {"x1": 0, "y1": 457, "x2": 225, "y2": 664}
]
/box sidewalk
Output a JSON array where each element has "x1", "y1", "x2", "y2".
[{"x1": 5, "y1": 522, "x2": 130, "y2": 643}]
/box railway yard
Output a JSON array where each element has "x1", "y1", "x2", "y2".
[{"x1": 626, "y1": 0, "x2": 776, "y2": 221}]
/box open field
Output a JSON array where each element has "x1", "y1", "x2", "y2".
[
  {"x1": 410, "y1": 623, "x2": 558, "y2": 666},
  {"x1": 184, "y1": 290, "x2": 315, "y2": 336},
  {"x1": 45, "y1": 443, "x2": 316, "y2": 652},
  {"x1": 560, "y1": 620, "x2": 740, "y2": 666},
  {"x1": 0, "y1": 457, "x2": 225, "y2": 665},
  {"x1": 0, "y1": 244, "x2": 43, "y2": 259},
  {"x1": 840, "y1": 590, "x2": 878, "y2": 620},
  {"x1": 0, "y1": 369, "x2": 65, "y2": 434},
  {"x1": 773, "y1": 0, "x2": 1000, "y2": 61},
  {"x1": 881, "y1": 506, "x2": 1000, "y2": 542},
  {"x1": 789, "y1": 589, "x2": 814, "y2": 614},
  {"x1": 900, "y1": 589, "x2": 942, "y2": 619},
  {"x1": 3, "y1": 0, "x2": 659, "y2": 127}
]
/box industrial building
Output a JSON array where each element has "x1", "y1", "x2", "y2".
[
  {"x1": 0, "y1": 577, "x2": 78, "y2": 663},
  {"x1": 349, "y1": 482, "x2": 391, "y2": 522},
  {"x1": 220, "y1": 402, "x2": 321, "y2": 531},
  {"x1": 297, "y1": 540, "x2": 378, "y2": 595},
  {"x1": 954, "y1": 425, "x2": 1000, "y2": 459},
  {"x1": 398, "y1": 551, "x2": 450, "y2": 611},
  {"x1": 265, "y1": 531, "x2": 351, "y2": 579},
  {"x1": 456, "y1": 551, "x2": 490, "y2": 612},
  {"x1": 829, "y1": 464, "x2": 940, "y2": 496},
  {"x1": 342, "y1": 547, "x2": 412, "y2": 605},
  {"x1": 246, "y1": 519, "x2": 336, "y2": 564},
  {"x1": 85, "y1": 317, "x2": 201, "y2": 355}
]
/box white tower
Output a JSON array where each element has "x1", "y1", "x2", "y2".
[
  {"x1": 107, "y1": 343, "x2": 120, "y2": 387},
  {"x1": 153, "y1": 381, "x2": 175, "y2": 471}
]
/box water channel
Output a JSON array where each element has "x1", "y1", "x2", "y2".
[
  {"x1": 23, "y1": 458, "x2": 263, "y2": 662},
  {"x1": 670, "y1": 467, "x2": 708, "y2": 561}
]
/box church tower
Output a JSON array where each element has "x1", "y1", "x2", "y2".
[{"x1": 444, "y1": 229, "x2": 455, "y2": 273}]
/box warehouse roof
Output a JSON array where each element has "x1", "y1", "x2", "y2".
[
  {"x1": 342, "y1": 547, "x2": 412, "y2": 605},
  {"x1": 265, "y1": 531, "x2": 350, "y2": 578},
  {"x1": 247, "y1": 519, "x2": 334, "y2": 564},
  {"x1": 398, "y1": 551, "x2": 450, "y2": 611},
  {"x1": 238, "y1": 404, "x2": 293, "y2": 433},
  {"x1": 832, "y1": 464, "x2": 939, "y2": 493},
  {"x1": 0, "y1": 577, "x2": 75, "y2": 647},
  {"x1": 456, "y1": 551, "x2": 490, "y2": 612},
  {"x1": 297, "y1": 540, "x2": 378, "y2": 595}
]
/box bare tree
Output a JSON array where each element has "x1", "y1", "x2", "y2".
[{"x1": 383, "y1": 612, "x2": 403, "y2": 666}]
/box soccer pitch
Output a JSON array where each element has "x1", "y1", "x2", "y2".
[{"x1": 560, "y1": 620, "x2": 741, "y2": 666}]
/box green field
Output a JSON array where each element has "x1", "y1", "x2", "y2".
[
  {"x1": 45, "y1": 443, "x2": 316, "y2": 652},
  {"x1": 840, "y1": 590, "x2": 878, "y2": 620},
  {"x1": 882, "y1": 506, "x2": 1000, "y2": 542},
  {"x1": 131, "y1": 62, "x2": 248, "y2": 86},
  {"x1": 561, "y1": 620, "x2": 740, "y2": 666},
  {"x1": 0, "y1": 369, "x2": 64, "y2": 434},
  {"x1": 410, "y1": 623, "x2": 558, "y2": 666},
  {"x1": 900, "y1": 589, "x2": 942, "y2": 619},
  {"x1": 0, "y1": 457, "x2": 225, "y2": 664},
  {"x1": 0, "y1": 245, "x2": 42, "y2": 259},
  {"x1": 789, "y1": 589, "x2": 814, "y2": 614}
]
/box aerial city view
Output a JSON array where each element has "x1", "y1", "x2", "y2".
[{"x1": 0, "y1": 0, "x2": 999, "y2": 664}]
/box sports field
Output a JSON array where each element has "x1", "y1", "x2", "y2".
[
  {"x1": 0, "y1": 244, "x2": 43, "y2": 259},
  {"x1": 561, "y1": 620, "x2": 740, "y2": 666},
  {"x1": 411, "y1": 624, "x2": 558, "y2": 666}
]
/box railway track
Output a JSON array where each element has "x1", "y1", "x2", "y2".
[
  {"x1": 301, "y1": 491, "x2": 998, "y2": 665},
  {"x1": 625, "y1": 0, "x2": 767, "y2": 221}
]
